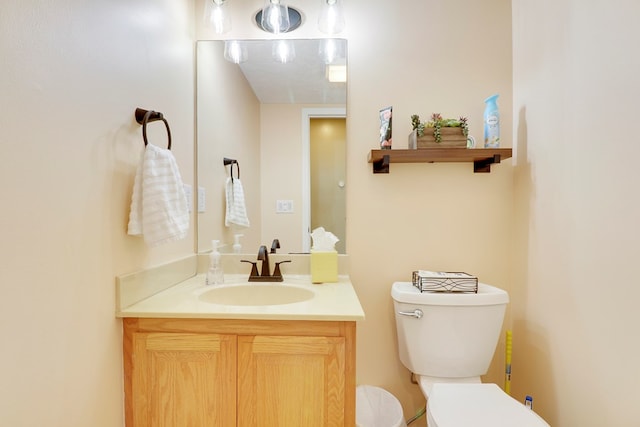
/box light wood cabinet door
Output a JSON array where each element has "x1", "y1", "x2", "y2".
[
  {"x1": 237, "y1": 335, "x2": 346, "y2": 427},
  {"x1": 131, "y1": 332, "x2": 237, "y2": 427}
]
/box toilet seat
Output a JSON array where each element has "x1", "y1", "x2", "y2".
[{"x1": 427, "y1": 383, "x2": 549, "y2": 427}]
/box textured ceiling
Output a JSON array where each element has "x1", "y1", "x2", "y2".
[{"x1": 236, "y1": 39, "x2": 347, "y2": 104}]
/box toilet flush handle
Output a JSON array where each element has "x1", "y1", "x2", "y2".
[{"x1": 398, "y1": 309, "x2": 423, "y2": 319}]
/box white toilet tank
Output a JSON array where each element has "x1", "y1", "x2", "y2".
[{"x1": 392, "y1": 282, "x2": 509, "y2": 379}]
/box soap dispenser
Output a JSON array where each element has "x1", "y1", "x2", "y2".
[
  {"x1": 232, "y1": 234, "x2": 243, "y2": 254},
  {"x1": 206, "y1": 240, "x2": 224, "y2": 285}
]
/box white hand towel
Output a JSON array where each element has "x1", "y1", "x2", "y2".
[
  {"x1": 128, "y1": 144, "x2": 190, "y2": 246},
  {"x1": 225, "y1": 177, "x2": 250, "y2": 228}
]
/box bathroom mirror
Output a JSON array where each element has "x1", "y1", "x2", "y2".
[{"x1": 196, "y1": 39, "x2": 347, "y2": 255}]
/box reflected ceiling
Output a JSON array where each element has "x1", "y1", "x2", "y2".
[{"x1": 235, "y1": 39, "x2": 347, "y2": 104}]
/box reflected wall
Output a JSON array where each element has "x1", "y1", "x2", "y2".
[
  {"x1": 196, "y1": 40, "x2": 347, "y2": 254},
  {"x1": 196, "y1": 41, "x2": 262, "y2": 253}
]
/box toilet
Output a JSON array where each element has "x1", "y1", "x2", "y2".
[{"x1": 391, "y1": 281, "x2": 549, "y2": 427}]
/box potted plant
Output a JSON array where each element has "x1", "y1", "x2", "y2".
[{"x1": 410, "y1": 113, "x2": 469, "y2": 148}]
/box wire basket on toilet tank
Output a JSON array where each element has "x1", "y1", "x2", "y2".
[{"x1": 412, "y1": 270, "x2": 478, "y2": 293}]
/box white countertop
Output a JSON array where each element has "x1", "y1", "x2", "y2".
[{"x1": 117, "y1": 273, "x2": 365, "y2": 321}]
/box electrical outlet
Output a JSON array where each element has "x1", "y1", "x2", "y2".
[
  {"x1": 183, "y1": 184, "x2": 193, "y2": 212},
  {"x1": 197, "y1": 186, "x2": 206, "y2": 213},
  {"x1": 276, "y1": 199, "x2": 294, "y2": 213}
]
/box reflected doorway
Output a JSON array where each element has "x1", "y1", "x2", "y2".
[
  {"x1": 310, "y1": 118, "x2": 347, "y2": 254},
  {"x1": 301, "y1": 108, "x2": 347, "y2": 253}
]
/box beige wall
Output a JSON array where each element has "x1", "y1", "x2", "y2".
[
  {"x1": 196, "y1": 41, "x2": 262, "y2": 254},
  {"x1": 260, "y1": 104, "x2": 307, "y2": 252},
  {"x1": 346, "y1": 0, "x2": 513, "y2": 419},
  {"x1": 0, "y1": 0, "x2": 195, "y2": 426},
  {"x1": 512, "y1": 1, "x2": 640, "y2": 425}
]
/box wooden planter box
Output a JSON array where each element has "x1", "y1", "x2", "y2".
[{"x1": 408, "y1": 129, "x2": 467, "y2": 149}]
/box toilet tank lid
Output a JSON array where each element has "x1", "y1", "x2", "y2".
[
  {"x1": 428, "y1": 384, "x2": 549, "y2": 427},
  {"x1": 391, "y1": 282, "x2": 509, "y2": 306}
]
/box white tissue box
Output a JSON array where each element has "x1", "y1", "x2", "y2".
[{"x1": 311, "y1": 250, "x2": 338, "y2": 283}]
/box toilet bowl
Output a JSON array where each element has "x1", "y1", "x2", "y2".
[
  {"x1": 391, "y1": 281, "x2": 550, "y2": 427},
  {"x1": 427, "y1": 383, "x2": 549, "y2": 427}
]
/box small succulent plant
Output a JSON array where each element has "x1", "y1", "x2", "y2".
[
  {"x1": 411, "y1": 113, "x2": 469, "y2": 143},
  {"x1": 410, "y1": 114, "x2": 424, "y2": 137}
]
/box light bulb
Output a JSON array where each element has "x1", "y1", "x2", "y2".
[
  {"x1": 261, "y1": 0, "x2": 291, "y2": 34},
  {"x1": 319, "y1": 38, "x2": 345, "y2": 64},
  {"x1": 318, "y1": 0, "x2": 345, "y2": 35},
  {"x1": 224, "y1": 40, "x2": 248, "y2": 64},
  {"x1": 272, "y1": 39, "x2": 296, "y2": 63},
  {"x1": 204, "y1": 0, "x2": 231, "y2": 34}
]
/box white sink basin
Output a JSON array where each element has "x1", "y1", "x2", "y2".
[{"x1": 198, "y1": 283, "x2": 315, "y2": 306}]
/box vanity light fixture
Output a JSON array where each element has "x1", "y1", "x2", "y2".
[
  {"x1": 255, "y1": 0, "x2": 302, "y2": 34},
  {"x1": 318, "y1": 0, "x2": 345, "y2": 35},
  {"x1": 272, "y1": 39, "x2": 296, "y2": 63},
  {"x1": 223, "y1": 40, "x2": 248, "y2": 64},
  {"x1": 204, "y1": 0, "x2": 231, "y2": 34}
]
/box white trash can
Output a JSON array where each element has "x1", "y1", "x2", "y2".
[{"x1": 356, "y1": 385, "x2": 407, "y2": 427}]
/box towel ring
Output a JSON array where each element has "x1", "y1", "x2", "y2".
[
  {"x1": 140, "y1": 109, "x2": 172, "y2": 150},
  {"x1": 232, "y1": 162, "x2": 239, "y2": 181},
  {"x1": 223, "y1": 157, "x2": 240, "y2": 181}
]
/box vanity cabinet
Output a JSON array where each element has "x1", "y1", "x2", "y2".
[
  {"x1": 123, "y1": 318, "x2": 356, "y2": 427},
  {"x1": 130, "y1": 332, "x2": 237, "y2": 426}
]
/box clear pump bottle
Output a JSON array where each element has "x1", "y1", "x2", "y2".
[
  {"x1": 233, "y1": 234, "x2": 243, "y2": 254},
  {"x1": 206, "y1": 240, "x2": 224, "y2": 285}
]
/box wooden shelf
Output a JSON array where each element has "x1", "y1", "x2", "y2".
[{"x1": 367, "y1": 148, "x2": 513, "y2": 173}]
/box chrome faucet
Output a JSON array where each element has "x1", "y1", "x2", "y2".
[{"x1": 242, "y1": 245, "x2": 291, "y2": 282}]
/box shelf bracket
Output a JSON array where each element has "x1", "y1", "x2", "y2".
[
  {"x1": 474, "y1": 154, "x2": 502, "y2": 173},
  {"x1": 372, "y1": 154, "x2": 390, "y2": 174}
]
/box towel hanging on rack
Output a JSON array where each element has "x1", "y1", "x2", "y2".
[
  {"x1": 128, "y1": 144, "x2": 189, "y2": 245},
  {"x1": 128, "y1": 108, "x2": 188, "y2": 246},
  {"x1": 224, "y1": 158, "x2": 250, "y2": 228}
]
